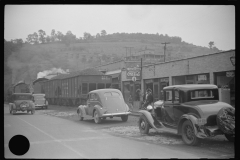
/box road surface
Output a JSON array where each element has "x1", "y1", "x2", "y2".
[{"x1": 4, "y1": 105, "x2": 233, "y2": 158}]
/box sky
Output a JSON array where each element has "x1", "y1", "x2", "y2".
[{"x1": 4, "y1": 5, "x2": 235, "y2": 51}]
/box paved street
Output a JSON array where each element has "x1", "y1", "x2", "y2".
[{"x1": 4, "y1": 104, "x2": 234, "y2": 158}]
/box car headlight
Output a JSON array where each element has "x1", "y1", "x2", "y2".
[
  {"x1": 197, "y1": 118, "x2": 207, "y2": 125},
  {"x1": 147, "y1": 105, "x2": 153, "y2": 111}
]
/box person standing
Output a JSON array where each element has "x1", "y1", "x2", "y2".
[
  {"x1": 142, "y1": 89, "x2": 153, "y2": 110},
  {"x1": 128, "y1": 94, "x2": 134, "y2": 111}
]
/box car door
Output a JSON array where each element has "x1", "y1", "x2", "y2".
[
  {"x1": 87, "y1": 93, "x2": 95, "y2": 115},
  {"x1": 172, "y1": 89, "x2": 183, "y2": 126},
  {"x1": 162, "y1": 89, "x2": 176, "y2": 127}
]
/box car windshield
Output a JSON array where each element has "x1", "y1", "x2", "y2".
[{"x1": 14, "y1": 95, "x2": 32, "y2": 100}]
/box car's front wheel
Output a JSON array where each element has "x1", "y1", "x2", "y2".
[
  {"x1": 138, "y1": 115, "x2": 150, "y2": 134},
  {"x1": 225, "y1": 134, "x2": 234, "y2": 142},
  {"x1": 121, "y1": 115, "x2": 128, "y2": 122},
  {"x1": 94, "y1": 111, "x2": 102, "y2": 124},
  {"x1": 77, "y1": 110, "x2": 84, "y2": 121},
  {"x1": 181, "y1": 120, "x2": 200, "y2": 146}
]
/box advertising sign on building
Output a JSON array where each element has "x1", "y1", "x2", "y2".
[{"x1": 126, "y1": 68, "x2": 141, "y2": 80}]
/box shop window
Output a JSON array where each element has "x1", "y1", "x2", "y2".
[{"x1": 172, "y1": 76, "x2": 185, "y2": 85}]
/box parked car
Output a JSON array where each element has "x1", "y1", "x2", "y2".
[
  {"x1": 77, "y1": 89, "x2": 130, "y2": 124},
  {"x1": 138, "y1": 84, "x2": 235, "y2": 145},
  {"x1": 33, "y1": 94, "x2": 48, "y2": 109},
  {"x1": 9, "y1": 93, "x2": 35, "y2": 115}
]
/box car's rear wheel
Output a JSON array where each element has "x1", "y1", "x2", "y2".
[
  {"x1": 94, "y1": 111, "x2": 102, "y2": 124},
  {"x1": 121, "y1": 115, "x2": 128, "y2": 122},
  {"x1": 138, "y1": 115, "x2": 150, "y2": 134},
  {"x1": 77, "y1": 110, "x2": 84, "y2": 121},
  {"x1": 182, "y1": 120, "x2": 200, "y2": 146},
  {"x1": 12, "y1": 110, "x2": 16, "y2": 115},
  {"x1": 225, "y1": 134, "x2": 234, "y2": 142},
  {"x1": 31, "y1": 109, "x2": 35, "y2": 115}
]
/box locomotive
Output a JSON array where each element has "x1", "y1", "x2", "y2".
[{"x1": 34, "y1": 68, "x2": 112, "y2": 106}]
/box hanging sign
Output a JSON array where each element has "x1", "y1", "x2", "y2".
[
  {"x1": 126, "y1": 68, "x2": 141, "y2": 80},
  {"x1": 132, "y1": 76, "x2": 137, "y2": 82}
]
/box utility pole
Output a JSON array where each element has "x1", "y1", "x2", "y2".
[
  {"x1": 161, "y1": 42, "x2": 170, "y2": 62},
  {"x1": 124, "y1": 47, "x2": 128, "y2": 60}
]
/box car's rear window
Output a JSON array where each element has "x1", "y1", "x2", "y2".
[
  {"x1": 190, "y1": 90, "x2": 214, "y2": 99},
  {"x1": 104, "y1": 92, "x2": 121, "y2": 97},
  {"x1": 34, "y1": 95, "x2": 45, "y2": 100},
  {"x1": 15, "y1": 95, "x2": 32, "y2": 100}
]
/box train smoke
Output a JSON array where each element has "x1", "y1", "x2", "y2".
[{"x1": 37, "y1": 68, "x2": 69, "y2": 79}]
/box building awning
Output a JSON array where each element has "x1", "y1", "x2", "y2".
[{"x1": 105, "y1": 69, "x2": 121, "y2": 79}]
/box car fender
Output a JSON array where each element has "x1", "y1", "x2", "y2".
[
  {"x1": 77, "y1": 105, "x2": 87, "y2": 117},
  {"x1": 138, "y1": 110, "x2": 162, "y2": 129},
  {"x1": 177, "y1": 114, "x2": 199, "y2": 137},
  {"x1": 93, "y1": 105, "x2": 103, "y2": 117}
]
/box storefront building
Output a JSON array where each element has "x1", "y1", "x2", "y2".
[{"x1": 139, "y1": 50, "x2": 235, "y2": 106}]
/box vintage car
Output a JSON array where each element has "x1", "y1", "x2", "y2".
[
  {"x1": 138, "y1": 84, "x2": 235, "y2": 145},
  {"x1": 9, "y1": 93, "x2": 35, "y2": 115},
  {"x1": 33, "y1": 94, "x2": 48, "y2": 109},
  {"x1": 77, "y1": 89, "x2": 130, "y2": 124}
]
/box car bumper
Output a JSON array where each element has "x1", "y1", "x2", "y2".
[
  {"x1": 101, "y1": 112, "x2": 130, "y2": 117},
  {"x1": 35, "y1": 105, "x2": 47, "y2": 107}
]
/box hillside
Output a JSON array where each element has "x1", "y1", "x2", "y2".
[{"x1": 6, "y1": 34, "x2": 221, "y2": 84}]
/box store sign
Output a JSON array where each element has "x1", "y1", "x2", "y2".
[
  {"x1": 198, "y1": 75, "x2": 207, "y2": 81},
  {"x1": 160, "y1": 78, "x2": 169, "y2": 83},
  {"x1": 102, "y1": 76, "x2": 110, "y2": 80},
  {"x1": 126, "y1": 68, "x2": 141, "y2": 80},
  {"x1": 226, "y1": 71, "x2": 234, "y2": 77}
]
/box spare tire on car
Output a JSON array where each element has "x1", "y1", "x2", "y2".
[{"x1": 216, "y1": 107, "x2": 235, "y2": 142}]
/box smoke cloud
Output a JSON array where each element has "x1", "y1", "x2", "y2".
[{"x1": 37, "y1": 68, "x2": 69, "y2": 79}]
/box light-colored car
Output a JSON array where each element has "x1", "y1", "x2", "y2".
[
  {"x1": 9, "y1": 93, "x2": 35, "y2": 115},
  {"x1": 33, "y1": 94, "x2": 48, "y2": 109},
  {"x1": 77, "y1": 89, "x2": 130, "y2": 124},
  {"x1": 138, "y1": 84, "x2": 235, "y2": 145}
]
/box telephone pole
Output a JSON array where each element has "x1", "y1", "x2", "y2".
[{"x1": 161, "y1": 42, "x2": 170, "y2": 62}]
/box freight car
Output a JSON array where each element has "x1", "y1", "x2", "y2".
[
  {"x1": 32, "y1": 77, "x2": 49, "y2": 94},
  {"x1": 13, "y1": 81, "x2": 30, "y2": 93},
  {"x1": 42, "y1": 68, "x2": 112, "y2": 106}
]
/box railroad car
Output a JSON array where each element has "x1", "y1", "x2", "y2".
[
  {"x1": 42, "y1": 68, "x2": 112, "y2": 106},
  {"x1": 32, "y1": 78, "x2": 49, "y2": 94},
  {"x1": 13, "y1": 81, "x2": 30, "y2": 93}
]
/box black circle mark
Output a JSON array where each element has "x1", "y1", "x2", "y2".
[{"x1": 9, "y1": 135, "x2": 30, "y2": 156}]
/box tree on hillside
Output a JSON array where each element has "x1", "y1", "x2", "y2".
[
  {"x1": 63, "y1": 31, "x2": 76, "y2": 46},
  {"x1": 38, "y1": 30, "x2": 46, "y2": 44},
  {"x1": 209, "y1": 41, "x2": 214, "y2": 49},
  {"x1": 96, "y1": 33, "x2": 100, "y2": 38},
  {"x1": 83, "y1": 32, "x2": 91, "y2": 40},
  {"x1": 101, "y1": 30, "x2": 107, "y2": 36},
  {"x1": 26, "y1": 34, "x2": 34, "y2": 44},
  {"x1": 51, "y1": 29, "x2": 56, "y2": 42},
  {"x1": 46, "y1": 36, "x2": 51, "y2": 43},
  {"x1": 56, "y1": 31, "x2": 64, "y2": 41},
  {"x1": 33, "y1": 32, "x2": 39, "y2": 44}
]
